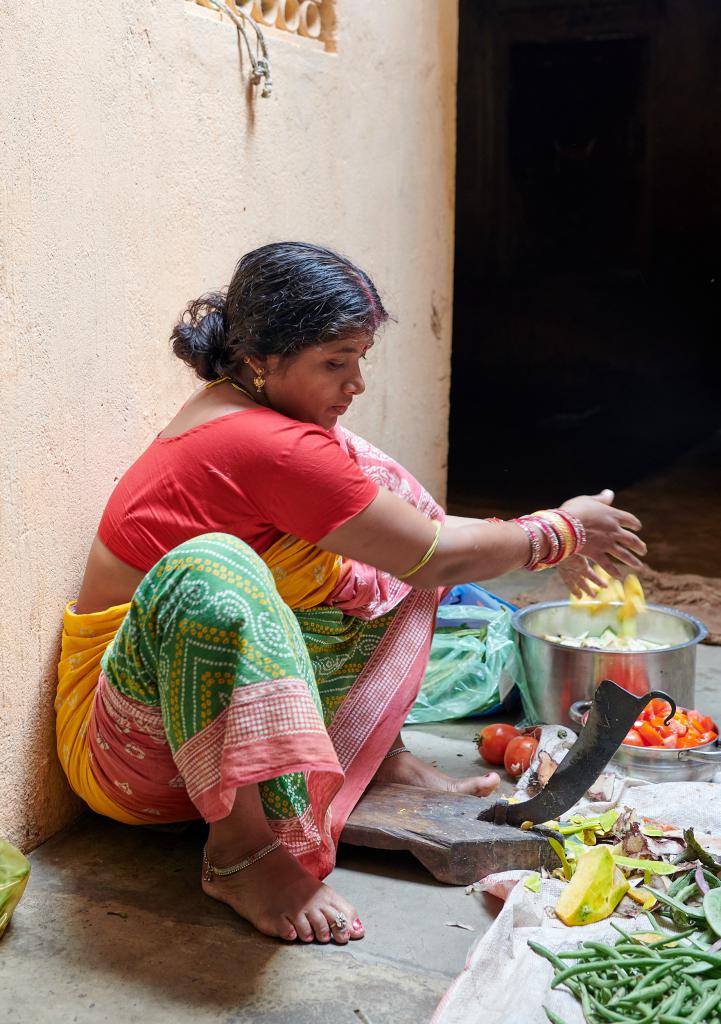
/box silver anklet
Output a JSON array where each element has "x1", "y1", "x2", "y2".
[
  {"x1": 383, "y1": 745, "x2": 410, "y2": 760},
  {"x1": 202, "y1": 838, "x2": 281, "y2": 882}
]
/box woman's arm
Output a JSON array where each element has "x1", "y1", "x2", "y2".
[
  {"x1": 444, "y1": 513, "x2": 489, "y2": 530},
  {"x1": 317, "y1": 488, "x2": 646, "y2": 589}
]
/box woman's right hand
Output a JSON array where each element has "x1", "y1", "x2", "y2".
[{"x1": 561, "y1": 489, "x2": 646, "y2": 579}]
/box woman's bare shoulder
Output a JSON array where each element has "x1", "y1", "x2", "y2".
[{"x1": 157, "y1": 385, "x2": 256, "y2": 440}]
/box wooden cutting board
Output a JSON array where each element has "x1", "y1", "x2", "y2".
[{"x1": 341, "y1": 782, "x2": 559, "y2": 885}]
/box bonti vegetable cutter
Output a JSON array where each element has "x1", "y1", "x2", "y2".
[{"x1": 341, "y1": 680, "x2": 680, "y2": 884}]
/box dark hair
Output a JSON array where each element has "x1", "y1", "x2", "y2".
[{"x1": 171, "y1": 241, "x2": 388, "y2": 381}]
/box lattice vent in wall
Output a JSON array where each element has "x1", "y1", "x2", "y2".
[{"x1": 190, "y1": 0, "x2": 337, "y2": 52}]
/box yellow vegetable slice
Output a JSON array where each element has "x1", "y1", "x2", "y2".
[
  {"x1": 569, "y1": 567, "x2": 648, "y2": 638},
  {"x1": 555, "y1": 846, "x2": 629, "y2": 926},
  {"x1": 626, "y1": 887, "x2": 658, "y2": 911},
  {"x1": 627, "y1": 931, "x2": 669, "y2": 944}
]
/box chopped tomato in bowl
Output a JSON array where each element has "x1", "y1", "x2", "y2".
[{"x1": 621, "y1": 700, "x2": 718, "y2": 749}]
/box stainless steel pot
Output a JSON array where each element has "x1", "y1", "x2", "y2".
[
  {"x1": 512, "y1": 601, "x2": 708, "y2": 726},
  {"x1": 569, "y1": 700, "x2": 721, "y2": 783}
]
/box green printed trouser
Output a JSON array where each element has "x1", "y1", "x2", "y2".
[{"x1": 98, "y1": 533, "x2": 396, "y2": 835}]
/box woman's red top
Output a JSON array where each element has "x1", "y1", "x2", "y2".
[{"x1": 98, "y1": 408, "x2": 379, "y2": 571}]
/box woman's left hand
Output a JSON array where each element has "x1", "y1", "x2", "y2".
[{"x1": 557, "y1": 554, "x2": 606, "y2": 598}]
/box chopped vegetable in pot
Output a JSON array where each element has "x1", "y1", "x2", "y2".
[
  {"x1": 543, "y1": 627, "x2": 665, "y2": 652},
  {"x1": 558, "y1": 569, "x2": 664, "y2": 650}
]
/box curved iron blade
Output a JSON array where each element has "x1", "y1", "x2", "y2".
[{"x1": 478, "y1": 681, "x2": 676, "y2": 827}]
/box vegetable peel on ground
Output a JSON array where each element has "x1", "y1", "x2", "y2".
[
  {"x1": 612, "y1": 855, "x2": 684, "y2": 875},
  {"x1": 534, "y1": 750, "x2": 559, "y2": 788},
  {"x1": 546, "y1": 809, "x2": 620, "y2": 839},
  {"x1": 674, "y1": 827, "x2": 721, "y2": 869},
  {"x1": 523, "y1": 871, "x2": 542, "y2": 893},
  {"x1": 626, "y1": 885, "x2": 658, "y2": 911},
  {"x1": 548, "y1": 837, "x2": 573, "y2": 881}
]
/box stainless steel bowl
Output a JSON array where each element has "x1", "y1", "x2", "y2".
[
  {"x1": 568, "y1": 700, "x2": 721, "y2": 782},
  {"x1": 512, "y1": 601, "x2": 708, "y2": 726},
  {"x1": 611, "y1": 739, "x2": 721, "y2": 783}
]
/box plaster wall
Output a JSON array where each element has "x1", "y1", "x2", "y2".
[{"x1": 0, "y1": 0, "x2": 458, "y2": 849}]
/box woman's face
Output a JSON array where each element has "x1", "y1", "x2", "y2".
[{"x1": 261, "y1": 335, "x2": 373, "y2": 430}]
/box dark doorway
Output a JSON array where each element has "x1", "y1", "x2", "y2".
[
  {"x1": 448, "y1": 0, "x2": 721, "y2": 575},
  {"x1": 508, "y1": 38, "x2": 645, "y2": 274}
]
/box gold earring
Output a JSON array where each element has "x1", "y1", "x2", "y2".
[{"x1": 244, "y1": 357, "x2": 266, "y2": 392}]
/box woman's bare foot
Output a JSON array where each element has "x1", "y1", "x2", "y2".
[
  {"x1": 202, "y1": 841, "x2": 364, "y2": 945},
  {"x1": 374, "y1": 748, "x2": 500, "y2": 796}
]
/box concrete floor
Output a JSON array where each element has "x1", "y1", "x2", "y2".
[
  {"x1": 0, "y1": 719, "x2": 503, "y2": 1024},
  {"x1": 2, "y1": 572, "x2": 720, "y2": 1024}
]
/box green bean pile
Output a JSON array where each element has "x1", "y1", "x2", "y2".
[
  {"x1": 531, "y1": 929, "x2": 721, "y2": 1023},
  {"x1": 530, "y1": 866, "x2": 721, "y2": 1024}
]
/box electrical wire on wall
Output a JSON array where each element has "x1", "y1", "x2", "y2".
[{"x1": 201, "y1": 0, "x2": 273, "y2": 97}]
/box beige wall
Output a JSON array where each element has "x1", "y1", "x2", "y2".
[{"x1": 0, "y1": 0, "x2": 458, "y2": 849}]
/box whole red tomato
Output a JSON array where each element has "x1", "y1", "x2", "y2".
[
  {"x1": 504, "y1": 735, "x2": 539, "y2": 777},
  {"x1": 474, "y1": 723, "x2": 520, "y2": 766}
]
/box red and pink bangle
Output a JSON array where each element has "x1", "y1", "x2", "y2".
[
  {"x1": 511, "y1": 517, "x2": 544, "y2": 570},
  {"x1": 486, "y1": 509, "x2": 586, "y2": 571},
  {"x1": 555, "y1": 509, "x2": 587, "y2": 552},
  {"x1": 534, "y1": 516, "x2": 562, "y2": 565},
  {"x1": 510, "y1": 508, "x2": 587, "y2": 571}
]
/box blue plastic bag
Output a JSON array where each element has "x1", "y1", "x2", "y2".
[
  {"x1": 435, "y1": 582, "x2": 516, "y2": 624},
  {"x1": 406, "y1": 584, "x2": 525, "y2": 725}
]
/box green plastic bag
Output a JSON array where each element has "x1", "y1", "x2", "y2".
[
  {"x1": 406, "y1": 605, "x2": 526, "y2": 724},
  {"x1": 0, "y1": 840, "x2": 31, "y2": 939}
]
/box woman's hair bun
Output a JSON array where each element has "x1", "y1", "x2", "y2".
[
  {"x1": 171, "y1": 243, "x2": 389, "y2": 381},
  {"x1": 170, "y1": 292, "x2": 228, "y2": 381}
]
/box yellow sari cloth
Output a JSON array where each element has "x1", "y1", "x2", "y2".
[
  {"x1": 261, "y1": 534, "x2": 342, "y2": 609},
  {"x1": 56, "y1": 601, "x2": 145, "y2": 823},
  {"x1": 56, "y1": 537, "x2": 341, "y2": 821}
]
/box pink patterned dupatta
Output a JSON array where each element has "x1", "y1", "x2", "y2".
[{"x1": 310, "y1": 427, "x2": 445, "y2": 866}]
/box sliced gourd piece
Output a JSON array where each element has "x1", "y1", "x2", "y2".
[
  {"x1": 624, "y1": 573, "x2": 646, "y2": 607},
  {"x1": 570, "y1": 564, "x2": 610, "y2": 613},
  {"x1": 555, "y1": 845, "x2": 629, "y2": 926}
]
